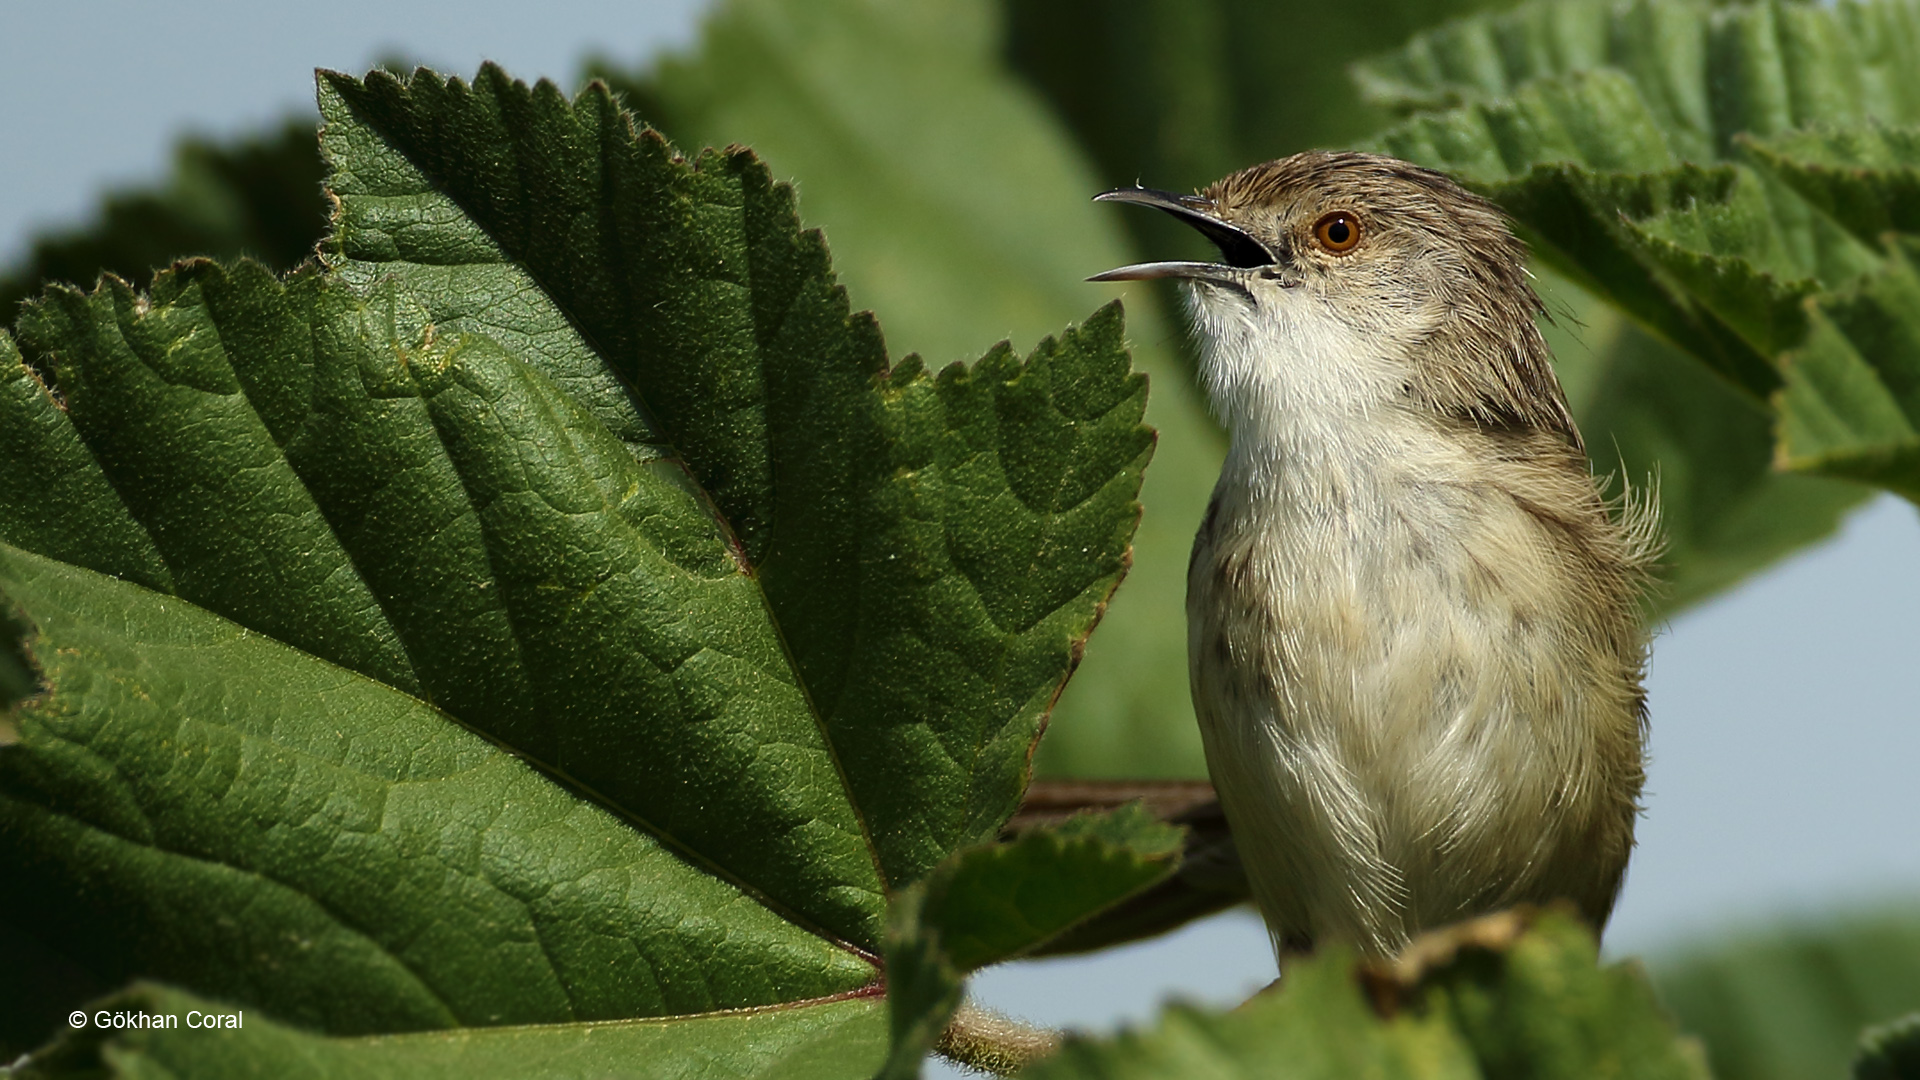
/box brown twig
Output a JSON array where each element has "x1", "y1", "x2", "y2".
[{"x1": 935, "y1": 1001, "x2": 1063, "y2": 1076}]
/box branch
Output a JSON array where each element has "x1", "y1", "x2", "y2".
[{"x1": 936, "y1": 1001, "x2": 1063, "y2": 1076}]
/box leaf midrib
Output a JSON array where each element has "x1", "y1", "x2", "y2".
[{"x1": 323, "y1": 74, "x2": 897, "y2": 905}]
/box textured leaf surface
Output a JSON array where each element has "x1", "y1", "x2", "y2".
[
  {"x1": 0, "y1": 61, "x2": 1150, "y2": 1049},
  {"x1": 915, "y1": 803, "x2": 1181, "y2": 974},
  {"x1": 1650, "y1": 906, "x2": 1920, "y2": 1080},
  {"x1": 16, "y1": 983, "x2": 885, "y2": 1080},
  {"x1": 1002, "y1": 0, "x2": 1519, "y2": 213},
  {"x1": 318, "y1": 63, "x2": 1152, "y2": 870},
  {"x1": 1026, "y1": 911, "x2": 1706, "y2": 1080},
  {"x1": 879, "y1": 805, "x2": 1182, "y2": 1077},
  {"x1": 1358, "y1": 0, "x2": 1920, "y2": 369},
  {"x1": 1012, "y1": 785, "x2": 1244, "y2": 958},
  {"x1": 0, "y1": 540, "x2": 870, "y2": 1032},
  {"x1": 589, "y1": 0, "x2": 1219, "y2": 780},
  {"x1": 1777, "y1": 241, "x2": 1920, "y2": 499},
  {"x1": 1404, "y1": 913, "x2": 1708, "y2": 1079}
]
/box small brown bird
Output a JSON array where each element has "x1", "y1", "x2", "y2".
[{"x1": 1093, "y1": 152, "x2": 1658, "y2": 959}]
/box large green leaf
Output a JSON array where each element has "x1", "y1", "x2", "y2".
[
  {"x1": 1743, "y1": 124, "x2": 1920, "y2": 497},
  {"x1": 14, "y1": 983, "x2": 885, "y2": 1080},
  {"x1": 0, "y1": 62, "x2": 1151, "y2": 1062},
  {"x1": 0, "y1": 533, "x2": 869, "y2": 1032},
  {"x1": 1650, "y1": 906, "x2": 1920, "y2": 1080},
  {"x1": 1025, "y1": 911, "x2": 1707, "y2": 1080},
  {"x1": 588, "y1": 0, "x2": 1222, "y2": 780},
  {"x1": 0, "y1": 120, "x2": 326, "y2": 328},
  {"x1": 1356, "y1": 0, "x2": 1920, "y2": 365},
  {"x1": 315, "y1": 61, "x2": 1154, "y2": 895}
]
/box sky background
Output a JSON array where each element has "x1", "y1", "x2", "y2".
[{"x1": 4, "y1": 0, "x2": 1915, "y2": 1057}]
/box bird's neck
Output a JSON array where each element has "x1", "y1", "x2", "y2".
[{"x1": 1189, "y1": 289, "x2": 1446, "y2": 505}]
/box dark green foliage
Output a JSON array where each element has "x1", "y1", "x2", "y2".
[
  {"x1": 999, "y1": 0, "x2": 1522, "y2": 215},
  {"x1": 0, "y1": 62, "x2": 1153, "y2": 1069},
  {"x1": 317, "y1": 66, "x2": 1155, "y2": 879},
  {"x1": 0, "y1": 120, "x2": 326, "y2": 328},
  {"x1": 915, "y1": 804, "x2": 1182, "y2": 973},
  {"x1": 1412, "y1": 916, "x2": 1708, "y2": 1079},
  {"x1": 1778, "y1": 240, "x2": 1920, "y2": 500},
  {"x1": 1857, "y1": 1013, "x2": 1920, "y2": 1080}
]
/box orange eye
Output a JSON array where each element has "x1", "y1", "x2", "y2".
[{"x1": 1313, "y1": 211, "x2": 1362, "y2": 254}]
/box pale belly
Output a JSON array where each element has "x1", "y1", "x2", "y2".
[{"x1": 1186, "y1": 472, "x2": 1644, "y2": 958}]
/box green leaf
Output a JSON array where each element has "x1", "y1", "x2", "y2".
[
  {"x1": 1358, "y1": 0, "x2": 1920, "y2": 372},
  {"x1": 588, "y1": 0, "x2": 1222, "y2": 780},
  {"x1": 14, "y1": 982, "x2": 885, "y2": 1080},
  {"x1": 317, "y1": 61, "x2": 1156, "y2": 834},
  {"x1": 1742, "y1": 121, "x2": 1920, "y2": 249},
  {"x1": 1017, "y1": 789, "x2": 1244, "y2": 958},
  {"x1": 1649, "y1": 906, "x2": 1920, "y2": 1080},
  {"x1": 1404, "y1": 913, "x2": 1708, "y2": 1078},
  {"x1": 877, "y1": 897, "x2": 964, "y2": 1080},
  {"x1": 1856, "y1": 1013, "x2": 1920, "y2": 1080},
  {"x1": 1002, "y1": 0, "x2": 1523, "y2": 196},
  {"x1": 0, "y1": 62, "x2": 1151, "y2": 1044},
  {"x1": 1776, "y1": 238, "x2": 1920, "y2": 500},
  {"x1": 1023, "y1": 938, "x2": 1478, "y2": 1079},
  {"x1": 1024, "y1": 910, "x2": 1707, "y2": 1080},
  {"x1": 0, "y1": 535, "x2": 871, "y2": 1032},
  {"x1": 0, "y1": 120, "x2": 326, "y2": 328},
  {"x1": 918, "y1": 804, "x2": 1181, "y2": 973},
  {"x1": 879, "y1": 805, "x2": 1182, "y2": 1077}
]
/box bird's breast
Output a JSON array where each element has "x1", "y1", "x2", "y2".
[{"x1": 1185, "y1": 424, "x2": 1643, "y2": 950}]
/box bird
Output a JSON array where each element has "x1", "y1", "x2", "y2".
[{"x1": 1091, "y1": 151, "x2": 1658, "y2": 960}]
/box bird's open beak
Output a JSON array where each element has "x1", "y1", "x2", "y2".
[{"x1": 1088, "y1": 187, "x2": 1274, "y2": 283}]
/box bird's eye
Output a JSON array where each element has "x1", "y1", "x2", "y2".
[{"x1": 1313, "y1": 211, "x2": 1362, "y2": 254}]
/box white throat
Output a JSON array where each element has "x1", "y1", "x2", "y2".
[{"x1": 1184, "y1": 282, "x2": 1443, "y2": 493}]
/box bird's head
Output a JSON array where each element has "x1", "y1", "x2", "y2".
[{"x1": 1093, "y1": 152, "x2": 1575, "y2": 446}]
